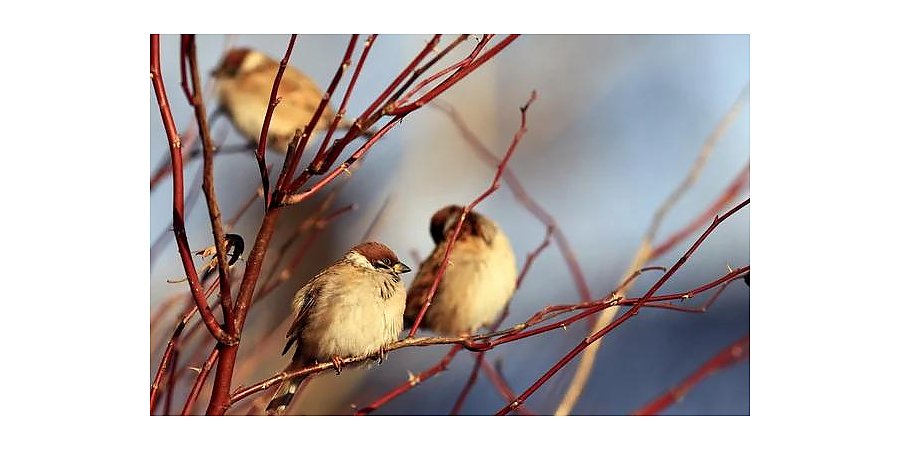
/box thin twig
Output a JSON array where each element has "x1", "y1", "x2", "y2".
[
  {"x1": 186, "y1": 34, "x2": 236, "y2": 331},
  {"x1": 632, "y1": 334, "x2": 749, "y2": 415},
  {"x1": 312, "y1": 34, "x2": 378, "y2": 172},
  {"x1": 150, "y1": 280, "x2": 220, "y2": 413},
  {"x1": 387, "y1": 35, "x2": 519, "y2": 116},
  {"x1": 651, "y1": 162, "x2": 750, "y2": 259},
  {"x1": 277, "y1": 35, "x2": 359, "y2": 200},
  {"x1": 255, "y1": 35, "x2": 297, "y2": 207},
  {"x1": 279, "y1": 117, "x2": 402, "y2": 206},
  {"x1": 385, "y1": 35, "x2": 470, "y2": 108},
  {"x1": 353, "y1": 346, "x2": 463, "y2": 415},
  {"x1": 449, "y1": 352, "x2": 485, "y2": 415},
  {"x1": 163, "y1": 349, "x2": 178, "y2": 415},
  {"x1": 151, "y1": 36, "x2": 235, "y2": 190},
  {"x1": 181, "y1": 347, "x2": 220, "y2": 415},
  {"x1": 392, "y1": 35, "x2": 488, "y2": 108},
  {"x1": 480, "y1": 358, "x2": 536, "y2": 415}
]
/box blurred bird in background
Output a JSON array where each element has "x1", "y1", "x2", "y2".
[
  {"x1": 212, "y1": 48, "x2": 341, "y2": 153},
  {"x1": 404, "y1": 206, "x2": 517, "y2": 336}
]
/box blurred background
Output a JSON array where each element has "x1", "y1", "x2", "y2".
[{"x1": 150, "y1": 34, "x2": 749, "y2": 415}]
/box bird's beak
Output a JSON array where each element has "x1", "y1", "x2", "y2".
[{"x1": 393, "y1": 262, "x2": 412, "y2": 274}]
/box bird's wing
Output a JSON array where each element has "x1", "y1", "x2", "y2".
[{"x1": 282, "y1": 269, "x2": 328, "y2": 355}]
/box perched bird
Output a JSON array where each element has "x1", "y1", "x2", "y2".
[
  {"x1": 212, "y1": 48, "x2": 337, "y2": 153},
  {"x1": 404, "y1": 206, "x2": 517, "y2": 336},
  {"x1": 266, "y1": 242, "x2": 411, "y2": 415}
]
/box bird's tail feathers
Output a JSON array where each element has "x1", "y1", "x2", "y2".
[{"x1": 266, "y1": 362, "x2": 310, "y2": 416}]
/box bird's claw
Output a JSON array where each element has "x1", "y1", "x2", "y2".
[{"x1": 331, "y1": 356, "x2": 343, "y2": 375}]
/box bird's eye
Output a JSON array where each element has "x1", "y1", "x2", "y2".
[{"x1": 374, "y1": 260, "x2": 390, "y2": 269}]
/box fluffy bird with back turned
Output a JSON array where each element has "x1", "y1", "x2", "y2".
[
  {"x1": 266, "y1": 242, "x2": 411, "y2": 415},
  {"x1": 404, "y1": 206, "x2": 517, "y2": 336},
  {"x1": 212, "y1": 48, "x2": 339, "y2": 153}
]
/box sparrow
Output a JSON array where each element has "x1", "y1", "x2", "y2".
[
  {"x1": 212, "y1": 48, "x2": 338, "y2": 153},
  {"x1": 404, "y1": 206, "x2": 517, "y2": 336},
  {"x1": 266, "y1": 242, "x2": 411, "y2": 415}
]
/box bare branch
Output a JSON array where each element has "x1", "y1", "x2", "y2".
[
  {"x1": 255, "y1": 35, "x2": 297, "y2": 207},
  {"x1": 632, "y1": 334, "x2": 749, "y2": 415},
  {"x1": 186, "y1": 34, "x2": 236, "y2": 332},
  {"x1": 150, "y1": 35, "x2": 235, "y2": 346},
  {"x1": 353, "y1": 346, "x2": 464, "y2": 415}
]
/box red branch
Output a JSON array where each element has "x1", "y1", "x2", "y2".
[
  {"x1": 255, "y1": 34, "x2": 297, "y2": 207},
  {"x1": 150, "y1": 280, "x2": 219, "y2": 413},
  {"x1": 301, "y1": 35, "x2": 514, "y2": 186},
  {"x1": 152, "y1": 39, "x2": 235, "y2": 191},
  {"x1": 356, "y1": 35, "x2": 441, "y2": 128},
  {"x1": 393, "y1": 35, "x2": 490, "y2": 108},
  {"x1": 449, "y1": 352, "x2": 484, "y2": 415},
  {"x1": 651, "y1": 163, "x2": 750, "y2": 259},
  {"x1": 276, "y1": 35, "x2": 359, "y2": 200},
  {"x1": 644, "y1": 275, "x2": 735, "y2": 314},
  {"x1": 516, "y1": 226, "x2": 554, "y2": 289},
  {"x1": 280, "y1": 116, "x2": 402, "y2": 206},
  {"x1": 386, "y1": 35, "x2": 470, "y2": 108},
  {"x1": 354, "y1": 345, "x2": 463, "y2": 415},
  {"x1": 181, "y1": 347, "x2": 220, "y2": 415},
  {"x1": 150, "y1": 186, "x2": 259, "y2": 353},
  {"x1": 312, "y1": 34, "x2": 378, "y2": 171},
  {"x1": 186, "y1": 35, "x2": 236, "y2": 331},
  {"x1": 387, "y1": 35, "x2": 519, "y2": 115},
  {"x1": 408, "y1": 90, "x2": 537, "y2": 337},
  {"x1": 449, "y1": 353, "x2": 540, "y2": 415},
  {"x1": 479, "y1": 359, "x2": 536, "y2": 415},
  {"x1": 179, "y1": 35, "x2": 195, "y2": 106},
  {"x1": 291, "y1": 35, "x2": 442, "y2": 183},
  {"x1": 632, "y1": 334, "x2": 750, "y2": 415},
  {"x1": 150, "y1": 35, "x2": 235, "y2": 346},
  {"x1": 494, "y1": 199, "x2": 750, "y2": 415}
]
